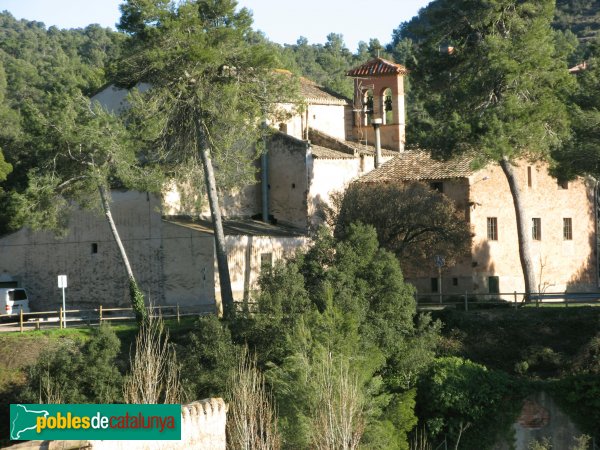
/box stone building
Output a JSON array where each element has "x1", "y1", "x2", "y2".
[
  {"x1": 0, "y1": 59, "x2": 403, "y2": 312},
  {"x1": 1, "y1": 56, "x2": 596, "y2": 310},
  {"x1": 358, "y1": 151, "x2": 598, "y2": 298}
]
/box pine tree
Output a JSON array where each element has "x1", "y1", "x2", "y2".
[
  {"x1": 407, "y1": 0, "x2": 574, "y2": 296},
  {"x1": 115, "y1": 0, "x2": 296, "y2": 317}
]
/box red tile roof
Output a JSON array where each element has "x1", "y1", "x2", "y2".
[
  {"x1": 347, "y1": 58, "x2": 408, "y2": 77},
  {"x1": 299, "y1": 77, "x2": 349, "y2": 105},
  {"x1": 358, "y1": 151, "x2": 474, "y2": 182}
]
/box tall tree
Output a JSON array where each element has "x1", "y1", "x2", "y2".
[
  {"x1": 14, "y1": 93, "x2": 157, "y2": 322},
  {"x1": 115, "y1": 0, "x2": 295, "y2": 317},
  {"x1": 406, "y1": 0, "x2": 574, "y2": 296}
]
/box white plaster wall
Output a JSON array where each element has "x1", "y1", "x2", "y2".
[
  {"x1": 307, "y1": 154, "x2": 393, "y2": 229},
  {"x1": 307, "y1": 104, "x2": 347, "y2": 141}
]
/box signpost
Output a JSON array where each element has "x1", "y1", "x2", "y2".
[
  {"x1": 58, "y1": 275, "x2": 67, "y2": 328},
  {"x1": 434, "y1": 255, "x2": 445, "y2": 304}
]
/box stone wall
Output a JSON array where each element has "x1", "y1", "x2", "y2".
[
  {"x1": 268, "y1": 133, "x2": 310, "y2": 229},
  {"x1": 409, "y1": 161, "x2": 597, "y2": 297},
  {"x1": 0, "y1": 191, "x2": 164, "y2": 311},
  {"x1": 470, "y1": 161, "x2": 596, "y2": 295}
]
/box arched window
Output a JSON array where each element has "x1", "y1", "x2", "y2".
[
  {"x1": 382, "y1": 88, "x2": 393, "y2": 124},
  {"x1": 363, "y1": 89, "x2": 373, "y2": 126}
]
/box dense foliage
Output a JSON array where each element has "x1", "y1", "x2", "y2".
[
  {"x1": 417, "y1": 357, "x2": 522, "y2": 450},
  {"x1": 22, "y1": 326, "x2": 124, "y2": 404},
  {"x1": 334, "y1": 182, "x2": 472, "y2": 275},
  {"x1": 0, "y1": 12, "x2": 123, "y2": 234}
]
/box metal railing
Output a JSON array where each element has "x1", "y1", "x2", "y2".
[
  {"x1": 2, "y1": 304, "x2": 214, "y2": 333},
  {"x1": 415, "y1": 291, "x2": 600, "y2": 311}
]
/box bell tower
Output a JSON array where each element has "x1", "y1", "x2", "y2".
[{"x1": 347, "y1": 57, "x2": 407, "y2": 152}]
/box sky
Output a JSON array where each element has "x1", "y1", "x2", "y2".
[{"x1": 0, "y1": 0, "x2": 432, "y2": 52}]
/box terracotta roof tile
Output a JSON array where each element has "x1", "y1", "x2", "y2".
[
  {"x1": 311, "y1": 145, "x2": 356, "y2": 159},
  {"x1": 347, "y1": 58, "x2": 408, "y2": 77},
  {"x1": 299, "y1": 77, "x2": 350, "y2": 105},
  {"x1": 358, "y1": 151, "x2": 474, "y2": 182}
]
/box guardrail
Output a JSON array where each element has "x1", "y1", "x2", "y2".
[
  {"x1": 3, "y1": 304, "x2": 214, "y2": 333},
  {"x1": 415, "y1": 291, "x2": 600, "y2": 311}
]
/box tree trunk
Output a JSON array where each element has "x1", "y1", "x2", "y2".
[
  {"x1": 98, "y1": 185, "x2": 146, "y2": 322},
  {"x1": 197, "y1": 122, "x2": 235, "y2": 318},
  {"x1": 499, "y1": 157, "x2": 536, "y2": 298}
]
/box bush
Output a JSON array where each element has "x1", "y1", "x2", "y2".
[
  {"x1": 417, "y1": 357, "x2": 523, "y2": 450},
  {"x1": 179, "y1": 315, "x2": 237, "y2": 399},
  {"x1": 21, "y1": 325, "x2": 123, "y2": 404}
]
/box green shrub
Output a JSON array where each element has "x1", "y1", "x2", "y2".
[{"x1": 21, "y1": 325, "x2": 123, "y2": 403}]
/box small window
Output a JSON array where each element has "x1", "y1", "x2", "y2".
[
  {"x1": 291, "y1": 183, "x2": 296, "y2": 189},
  {"x1": 260, "y1": 252, "x2": 273, "y2": 269},
  {"x1": 487, "y1": 217, "x2": 498, "y2": 240},
  {"x1": 563, "y1": 218, "x2": 573, "y2": 240},
  {"x1": 430, "y1": 277, "x2": 439, "y2": 293},
  {"x1": 430, "y1": 182, "x2": 444, "y2": 193},
  {"x1": 452, "y1": 277, "x2": 459, "y2": 286},
  {"x1": 532, "y1": 218, "x2": 542, "y2": 240},
  {"x1": 527, "y1": 166, "x2": 532, "y2": 188},
  {"x1": 558, "y1": 179, "x2": 569, "y2": 189},
  {"x1": 488, "y1": 276, "x2": 500, "y2": 294},
  {"x1": 91, "y1": 243, "x2": 98, "y2": 254}
]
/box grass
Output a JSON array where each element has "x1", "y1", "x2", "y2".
[{"x1": 0, "y1": 316, "x2": 199, "y2": 391}]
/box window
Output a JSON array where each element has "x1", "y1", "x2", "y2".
[
  {"x1": 8, "y1": 289, "x2": 27, "y2": 301},
  {"x1": 260, "y1": 252, "x2": 273, "y2": 269},
  {"x1": 563, "y1": 218, "x2": 573, "y2": 240},
  {"x1": 452, "y1": 277, "x2": 459, "y2": 286},
  {"x1": 487, "y1": 217, "x2": 498, "y2": 240},
  {"x1": 532, "y1": 218, "x2": 542, "y2": 240},
  {"x1": 91, "y1": 243, "x2": 98, "y2": 254},
  {"x1": 527, "y1": 166, "x2": 532, "y2": 187},
  {"x1": 558, "y1": 179, "x2": 569, "y2": 189},
  {"x1": 382, "y1": 88, "x2": 393, "y2": 124},
  {"x1": 488, "y1": 276, "x2": 500, "y2": 294},
  {"x1": 430, "y1": 182, "x2": 444, "y2": 193},
  {"x1": 430, "y1": 277, "x2": 439, "y2": 293}
]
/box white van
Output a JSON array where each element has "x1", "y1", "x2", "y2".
[{"x1": 0, "y1": 288, "x2": 31, "y2": 316}]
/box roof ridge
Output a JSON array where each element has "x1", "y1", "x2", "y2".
[{"x1": 347, "y1": 57, "x2": 408, "y2": 77}]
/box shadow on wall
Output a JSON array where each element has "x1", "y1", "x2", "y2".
[
  {"x1": 471, "y1": 238, "x2": 495, "y2": 293},
  {"x1": 566, "y1": 179, "x2": 598, "y2": 292}
]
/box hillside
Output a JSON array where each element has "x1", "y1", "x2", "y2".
[{"x1": 555, "y1": 0, "x2": 600, "y2": 41}]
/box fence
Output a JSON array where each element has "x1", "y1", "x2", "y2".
[
  {"x1": 415, "y1": 291, "x2": 600, "y2": 311},
  {"x1": 2, "y1": 304, "x2": 214, "y2": 333}
]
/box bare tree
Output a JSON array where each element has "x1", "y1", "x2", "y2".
[
  {"x1": 226, "y1": 347, "x2": 280, "y2": 450},
  {"x1": 311, "y1": 351, "x2": 365, "y2": 450},
  {"x1": 123, "y1": 310, "x2": 182, "y2": 404}
]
